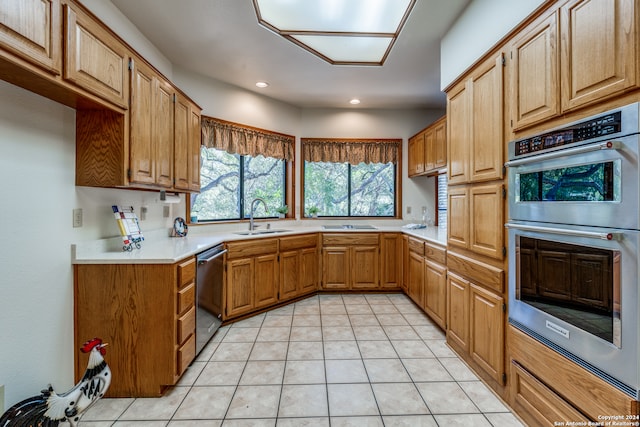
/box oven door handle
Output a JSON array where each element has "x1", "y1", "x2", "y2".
[
  {"x1": 504, "y1": 140, "x2": 622, "y2": 167},
  {"x1": 505, "y1": 222, "x2": 622, "y2": 241}
]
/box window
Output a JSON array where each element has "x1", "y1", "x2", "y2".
[
  {"x1": 191, "y1": 117, "x2": 294, "y2": 222},
  {"x1": 191, "y1": 147, "x2": 286, "y2": 221},
  {"x1": 301, "y1": 138, "x2": 401, "y2": 218}
]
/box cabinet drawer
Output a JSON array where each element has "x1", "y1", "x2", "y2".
[
  {"x1": 425, "y1": 243, "x2": 446, "y2": 265},
  {"x1": 322, "y1": 233, "x2": 378, "y2": 246},
  {"x1": 407, "y1": 237, "x2": 425, "y2": 256},
  {"x1": 227, "y1": 238, "x2": 278, "y2": 259},
  {"x1": 279, "y1": 234, "x2": 318, "y2": 251},
  {"x1": 177, "y1": 257, "x2": 196, "y2": 289},
  {"x1": 177, "y1": 306, "x2": 195, "y2": 345},
  {"x1": 447, "y1": 250, "x2": 503, "y2": 293},
  {"x1": 177, "y1": 282, "x2": 195, "y2": 315},
  {"x1": 176, "y1": 333, "x2": 195, "y2": 377},
  {"x1": 511, "y1": 361, "x2": 588, "y2": 425}
]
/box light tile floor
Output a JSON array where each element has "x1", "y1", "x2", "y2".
[{"x1": 79, "y1": 293, "x2": 525, "y2": 426}]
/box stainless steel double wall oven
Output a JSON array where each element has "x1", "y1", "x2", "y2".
[{"x1": 506, "y1": 103, "x2": 640, "y2": 399}]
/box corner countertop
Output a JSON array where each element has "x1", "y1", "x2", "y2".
[{"x1": 72, "y1": 223, "x2": 447, "y2": 265}]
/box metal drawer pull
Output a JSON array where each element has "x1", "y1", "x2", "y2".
[
  {"x1": 505, "y1": 223, "x2": 622, "y2": 241},
  {"x1": 504, "y1": 141, "x2": 622, "y2": 168}
]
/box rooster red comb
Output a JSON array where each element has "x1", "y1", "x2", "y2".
[{"x1": 81, "y1": 337, "x2": 104, "y2": 353}]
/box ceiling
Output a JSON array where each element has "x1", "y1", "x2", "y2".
[{"x1": 110, "y1": 0, "x2": 471, "y2": 110}]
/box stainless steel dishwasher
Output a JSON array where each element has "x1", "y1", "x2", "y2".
[{"x1": 196, "y1": 243, "x2": 226, "y2": 354}]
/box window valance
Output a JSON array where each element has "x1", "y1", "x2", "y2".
[
  {"x1": 201, "y1": 116, "x2": 295, "y2": 161},
  {"x1": 302, "y1": 138, "x2": 401, "y2": 165}
]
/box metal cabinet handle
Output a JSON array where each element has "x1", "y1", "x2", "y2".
[
  {"x1": 504, "y1": 141, "x2": 622, "y2": 168},
  {"x1": 505, "y1": 222, "x2": 622, "y2": 241}
]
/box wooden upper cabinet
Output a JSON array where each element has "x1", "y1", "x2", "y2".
[
  {"x1": 63, "y1": 2, "x2": 129, "y2": 108},
  {"x1": 432, "y1": 117, "x2": 447, "y2": 170},
  {"x1": 447, "y1": 80, "x2": 470, "y2": 184},
  {"x1": 447, "y1": 185, "x2": 469, "y2": 250},
  {"x1": 560, "y1": 0, "x2": 637, "y2": 111},
  {"x1": 470, "y1": 183, "x2": 505, "y2": 260},
  {"x1": 0, "y1": 0, "x2": 61, "y2": 74},
  {"x1": 408, "y1": 132, "x2": 425, "y2": 177},
  {"x1": 174, "y1": 93, "x2": 190, "y2": 191},
  {"x1": 424, "y1": 128, "x2": 435, "y2": 172},
  {"x1": 510, "y1": 10, "x2": 560, "y2": 130},
  {"x1": 469, "y1": 53, "x2": 504, "y2": 183},
  {"x1": 188, "y1": 102, "x2": 202, "y2": 192},
  {"x1": 155, "y1": 77, "x2": 174, "y2": 188},
  {"x1": 129, "y1": 57, "x2": 155, "y2": 185}
]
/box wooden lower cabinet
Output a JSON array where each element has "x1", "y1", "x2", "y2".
[
  {"x1": 424, "y1": 259, "x2": 447, "y2": 329},
  {"x1": 469, "y1": 283, "x2": 504, "y2": 383},
  {"x1": 509, "y1": 326, "x2": 639, "y2": 425},
  {"x1": 279, "y1": 234, "x2": 319, "y2": 299},
  {"x1": 225, "y1": 238, "x2": 278, "y2": 319},
  {"x1": 447, "y1": 266, "x2": 505, "y2": 386},
  {"x1": 380, "y1": 233, "x2": 402, "y2": 288},
  {"x1": 74, "y1": 257, "x2": 196, "y2": 397},
  {"x1": 321, "y1": 233, "x2": 381, "y2": 290},
  {"x1": 407, "y1": 250, "x2": 424, "y2": 306},
  {"x1": 447, "y1": 272, "x2": 470, "y2": 352}
]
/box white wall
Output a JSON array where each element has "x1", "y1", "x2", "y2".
[{"x1": 441, "y1": 0, "x2": 544, "y2": 89}]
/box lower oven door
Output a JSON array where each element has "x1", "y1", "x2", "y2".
[{"x1": 506, "y1": 221, "x2": 639, "y2": 399}]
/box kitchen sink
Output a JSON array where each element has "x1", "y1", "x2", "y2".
[
  {"x1": 234, "y1": 229, "x2": 291, "y2": 235},
  {"x1": 322, "y1": 224, "x2": 377, "y2": 230}
]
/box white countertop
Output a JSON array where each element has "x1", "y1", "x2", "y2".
[{"x1": 72, "y1": 224, "x2": 447, "y2": 264}]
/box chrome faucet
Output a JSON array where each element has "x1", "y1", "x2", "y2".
[{"x1": 249, "y1": 198, "x2": 268, "y2": 231}]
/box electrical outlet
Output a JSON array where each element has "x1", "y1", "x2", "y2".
[
  {"x1": 72, "y1": 208, "x2": 83, "y2": 228},
  {"x1": 163, "y1": 205, "x2": 170, "y2": 218},
  {"x1": 0, "y1": 384, "x2": 5, "y2": 413},
  {"x1": 140, "y1": 206, "x2": 148, "y2": 221},
  {"x1": 406, "y1": 206, "x2": 412, "y2": 214}
]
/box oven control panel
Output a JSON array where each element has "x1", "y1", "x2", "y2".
[{"x1": 513, "y1": 111, "x2": 622, "y2": 157}]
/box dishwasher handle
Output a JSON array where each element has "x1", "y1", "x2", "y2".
[{"x1": 198, "y1": 248, "x2": 227, "y2": 264}]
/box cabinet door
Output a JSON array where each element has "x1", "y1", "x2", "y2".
[
  {"x1": 424, "y1": 260, "x2": 447, "y2": 330},
  {"x1": 63, "y1": 2, "x2": 128, "y2": 107},
  {"x1": 447, "y1": 185, "x2": 469, "y2": 250},
  {"x1": 254, "y1": 254, "x2": 278, "y2": 309},
  {"x1": 560, "y1": 0, "x2": 637, "y2": 111},
  {"x1": 408, "y1": 133, "x2": 425, "y2": 177},
  {"x1": 0, "y1": 0, "x2": 61, "y2": 73},
  {"x1": 188, "y1": 103, "x2": 201, "y2": 192},
  {"x1": 424, "y1": 128, "x2": 435, "y2": 172},
  {"x1": 174, "y1": 92, "x2": 190, "y2": 191},
  {"x1": 129, "y1": 58, "x2": 155, "y2": 185},
  {"x1": 470, "y1": 183, "x2": 504, "y2": 259},
  {"x1": 402, "y1": 236, "x2": 409, "y2": 292},
  {"x1": 155, "y1": 78, "x2": 174, "y2": 188},
  {"x1": 408, "y1": 251, "x2": 424, "y2": 307},
  {"x1": 433, "y1": 118, "x2": 447, "y2": 169},
  {"x1": 279, "y1": 250, "x2": 299, "y2": 301},
  {"x1": 470, "y1": 53, "x2": 503, "y2": 182},
  {"x1": 380, "y1": 234, "x2": 402, "y2": 288},
  {"x1": 300, "y1": 247, "x2": 319, "y2": 295},
  {"x1": 226, "y1": 258, "x2": 254, "y2": 317},
  {"x1": 447, "y1": 272, "x2": 469, "y2": 352},
  {"x1": 470, "y1": 284, "x2": 505, "y2": 384},
  {"x1": 447, "y1": 80, "x2": 469, "y2": 184},
  {"x1": 322, "y1": 246, "x2": 350, "y2": 289},
  {"x1": 510, "y1": 11, "x2": 560, "y2": 130},
  {"x1": 352, "y1": 245, "x2": 379, "y2": 289}
]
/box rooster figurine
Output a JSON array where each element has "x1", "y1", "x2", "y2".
[{"x1": 0, "y1": 337, "x2": 111, "y2": 427}]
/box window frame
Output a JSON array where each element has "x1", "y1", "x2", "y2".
[{"x1": 300, "y1": 139, "x2": 402, "y2": 220}]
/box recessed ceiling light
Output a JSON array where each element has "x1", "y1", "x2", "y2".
[
  {"x1": 256, "y1": 81, "x2": 269, "y2": 88},
  {"x1": 253, "y1": 0, "x2": 416, "y2": 66},
  {"x1": 350, "y1": 99, "x2": 361, "y2": 105}
]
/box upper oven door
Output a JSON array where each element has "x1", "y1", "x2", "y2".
[{"x1": 506, "y1": 134, "x2": 639, "y2": 229}]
